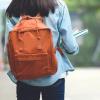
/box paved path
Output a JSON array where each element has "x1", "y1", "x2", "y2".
[
  {"x1": 66, "y1": 67, "x2": 100, "y2": 100},
  {"x1": 0, "y1": 67, "x2": 100, "y2": 100}
]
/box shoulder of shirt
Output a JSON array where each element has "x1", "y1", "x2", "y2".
[
  {"x1": 57, "y1": 0, "x2": 67, "y2": 8},
  {"x1": 56, "y1": 0, "x2": 68, "y2": 16},
  {"x1": 0, "y1": 7, "x2": 6, "y2": 16},
  {"x1": 0, "y1": 7, "x2": 10, "y2": 21},
  {"x1": 0, "y1": 6, "x2": 7, "y2": 13}
]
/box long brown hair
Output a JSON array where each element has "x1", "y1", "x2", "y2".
[{"x1": 6, "y1": 0, "x2": 58, "y2": 17}]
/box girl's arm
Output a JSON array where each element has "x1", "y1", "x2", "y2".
[{"x1": 58, "y1": 3, "x2": 79, "y2": 55}]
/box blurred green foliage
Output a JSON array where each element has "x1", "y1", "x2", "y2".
[
  {"x1": 65, "y1": 0, "x2": 100, "y2": 66},
  {"x1": 65, "y1": 0, "x2": 100, "y2": 11}
]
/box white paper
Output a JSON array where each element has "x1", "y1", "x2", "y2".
[{"x1": 73, "y1": 29, "x2": 88, "y2": 38}]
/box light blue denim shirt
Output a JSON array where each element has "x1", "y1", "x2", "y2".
[{"x1": 0, "y1": 0, "x2": 79, "y2": 86}]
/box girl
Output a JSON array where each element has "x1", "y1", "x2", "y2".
[{"x1": 0, "y1": 0, "x2": 79, "y2": 100}]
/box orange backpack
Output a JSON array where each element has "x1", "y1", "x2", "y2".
[{"x1": 7, "y1": 16, "x2": 58, "y2": 80}]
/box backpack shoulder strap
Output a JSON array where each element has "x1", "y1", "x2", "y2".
[{"x1": 10, "y1": 18, "x2": 16, "y2": 26}]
